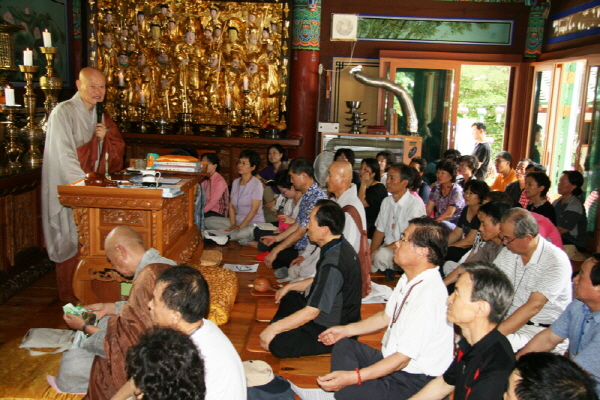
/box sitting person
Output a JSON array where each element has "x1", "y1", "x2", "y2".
[
  {"x1": 443, "y1": 201, "x2": 511, "y2": 286},
  {"x1": 335, "y1": 148, "x2": 360, "y2": 185},
  {"x1": 525, "y1": 171, "x2": 556, "y2": 224},
  {"x1": 427, "y1": 160, "x2": 465, "y2": 231},
  {"x1": 495, "y1": 208, "x2": 571, "y2": 353},
  {"x1": 446, "y1": 180, "x2": 489, "y2": 263},
  {"x1": 409, "y1": 157, "x2": 430, "y2": 203},
  {"x1": 260, "y1": 200, "x2": 362, "y2": 358},
  {"x1": 456, "y1": 155, "x2": 479, "y2": 189},
  {"x1": 205, "y1": 149, "x2": 265, "y2": 242},
  {"x1": 317, "y1": 217, "x2": 454, "y2": 399},
  {"x1": 554, "y1": 170, "x2": 587, "y2": 251},
  {"x1": 409, "y1": 261, "x2": 515, "y2": 400},
  {"x1": 200, "y1": 153, "x2": 229, "y2": 223},
  {"x1": 125, "y1": 327, "x2": 206, "y2": 400},
  {"x1": 357, "y1": 157, "x2": 388, "y2": 239},
  {"x1": 108, "y1": 266, "x2": 247, "y2": 399},
  {"x1": 250, "y1": 170, "x2": 301, "y2": 252},
  {"x1": 74, "y1": 226, "x2": 176, "y2": 399},
  {"x1": 409, "y1": 166, "x2": 427, "y2": 211},
  {"x1": 258, "y1": 144, "x2": 288, "y2": 223},
  {"x1": 263, "y1": 158, "x2": 328, "y2": 269},
  {"x1": 504, "y1": 158, "x2": 531, "y2": 208},
  {"x1": 505, "y1": 352, "x2": 599, "y2": 400},
  {"x1": 517, "y1": 253, "x2": 600, "y2": 397},
  {"x1": 490, "y1": 151, "x2": 517, "y2": 192},
  {"x1": 377, "y1": 150, "x2": 395, "y2": 183},
  {"x1": 371, "y1": 164, "x2": 426, "y2": 281}
]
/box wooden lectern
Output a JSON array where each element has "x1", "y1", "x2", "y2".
[{"x1": 57, "y1": 177, "x2": 203, "y2": 304}]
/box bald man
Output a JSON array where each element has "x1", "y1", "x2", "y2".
[
  {"x1": 55, "y1": 226, "x2": 176, "y2": 397},
  {"x1": 42, "y1": 67, "x2": 125, "y2": 302},
  {"x1": 282, "y1": 161, "x2": 366, "y2": 281}
]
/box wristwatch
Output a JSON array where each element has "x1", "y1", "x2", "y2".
[{"x1": 82, "y1": 323, "x2": 90, "y2": 336}]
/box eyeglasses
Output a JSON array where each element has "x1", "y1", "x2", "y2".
[
  {"x1": 498, "y1": 233, "x2": 523, "y2": 245},
  {"x1": 398, "y1": 232, "x2": 413, "y2": 244}
]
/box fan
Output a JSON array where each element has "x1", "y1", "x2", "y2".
[
  {"x1": 313, "y1": 151, "x2": 335, "y2": 187},
  {"x1": 331, "y1": 14, "x2": 358, "y2": 41}
]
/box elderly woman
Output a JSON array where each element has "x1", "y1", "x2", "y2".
[
  {"x1": 335, "y1": 148, "x2": 360, "y2": 185},
  {"x1": 357, "y1": 158, "x2": 388, "y2": 238},
  {"x1": 525, "y1": 171, "x2": 556, "y2": 224},
  {"x1": 554, "y1": 170, "x2": 587, "y2": 250},
  {"x1": 409, "y1": 157, "x2": 430, "y2": 203},
  {"x1": 125, "y1": 327, "x2": 205, "y2": 400},
  {"x1": 446, "y1": 180, "x2": 490, "y2": 262},
  {"x1": 205, "y1": 149, "x2": 264, "y2": 242},
  {"x1": 504, "y1": 158, "x2": 531, "y2": 207},
  {"x1": 456, "y1": 155, "x2": 479, "y2": 189},
  {"x1": 200, "y1": 153, "x2": 229, "y2": 221},
  {"x1": 426, "y1": 160, "x2": 465, "y2": 231}
]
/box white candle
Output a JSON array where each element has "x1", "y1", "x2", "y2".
[
  {"x1": 4, "y1": 87, "x2": 15, "y2": 106},
  {"x1": 243, "y1": 76, "x2": 249, "y2": 91},
  {"x1": 43, "y1": 29, "x2": 52, "y2": 47},
  {"x1": 226, "y1": 93, "x2": 231, "y2": 107},
  {"x1": 140, "y1": 90, "x2": 146, "y2": 104},
  {"x1": 23, "y1": 48, "x2": 33, "y2": 66},
  {"x1": 118, "y1": 70, "x2": 125, "y2": 86}
]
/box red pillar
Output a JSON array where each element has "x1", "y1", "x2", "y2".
[{"x1": 288, "y1": 50, "x2": 320, "y2": 160}]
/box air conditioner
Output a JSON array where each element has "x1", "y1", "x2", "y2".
[{"x1": 331, "y1": 14, "x2": 358, "y2": 41}]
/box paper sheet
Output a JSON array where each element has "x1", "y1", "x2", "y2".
[
  {"x1": 205, "y1": 229, "x2": 231, "y2": 237},
  {"x1": 223, "y1": 263, "x2": 259, "y2": 273},
  {"x1": 290, "y1": 382, "x2": 335, "y2": 400},
  {"x1": 361, "y1": 281, "x2": 393, "y2": 304}
]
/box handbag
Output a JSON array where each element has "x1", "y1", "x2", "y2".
[
  {"x1": 19, "y1": 328, "x2": 75, "y2": 356},
  {"x1": 342, "y1": 205, "x2": 372, "y2": 298}
]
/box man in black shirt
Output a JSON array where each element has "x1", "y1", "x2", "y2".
[
  {"x1": 260, "y1": 200, "x2": 362, "y2": 358},
  {"x1": 408, "y1": 261, "x2": 515, "y2": 400},
  {"x1": 471, "y1": 122, "x2": 490, "y2": 180}
]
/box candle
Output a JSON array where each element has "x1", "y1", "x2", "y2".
[
  {"x1": 43, "y1": 29, "x2": 52, "y2": 47},
  {"x1": 243, "y1": 76, "x2": 249, "y2": 91},
  {"x1": 118, "y1": 70, "x2": 125, "y2": 86},
  {"x1": 23, "y1": 48, "x2": 33, "y2": 66},
  {"x1": 226, "y1": 93, "x2": 231, "y2": 107},
  {"x1": 140, "y1": 90, "x2": 146, "y2": 104},
  {"x1": 4, "y1": 87, "x2": 15, "y2": 106}
]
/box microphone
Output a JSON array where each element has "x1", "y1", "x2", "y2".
[{"x1": 96, "y1": 102, "x2": 103, "y2": 124}]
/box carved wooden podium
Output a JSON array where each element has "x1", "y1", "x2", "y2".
[{"x1": 57, "y1": 177, "x2": 203, "y2": 304}]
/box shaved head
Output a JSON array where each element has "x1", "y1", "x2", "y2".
[
  {"x1": 327, "y1": 161, "x2": 352, "y2": 198},
  {"x1": 105, "y1": 226, "x2": 146, "y2": 276},
  {"x1": 76, "y1": 67, "x2": 106, "y2": 111},
  {"x1": 79, "y1": 67, "x2": 105, "y2": 82}
]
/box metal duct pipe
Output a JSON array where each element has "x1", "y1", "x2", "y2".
[{"x1": 349, "y1": 65, "x2": 418, "y2": 135}]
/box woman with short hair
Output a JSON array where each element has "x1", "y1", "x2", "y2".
[
  {"x1": 426, "y1": 160, "x2": 465, "y2": 231},
  {"x1": 554, "y1": 170, "x2": 587, "y2": 250},
  {"x1": 525, "y1": 171, "x2": 556, "y2": 224}
]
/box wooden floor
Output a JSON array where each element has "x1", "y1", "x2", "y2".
[{"x1": 0, "y1": 241, "x2": 397, "y2": 395}]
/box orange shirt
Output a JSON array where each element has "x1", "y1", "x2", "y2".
[{"x1": 491, "y1": 168, "x2": 517, "y2": 191}]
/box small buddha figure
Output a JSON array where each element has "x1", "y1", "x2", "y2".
[
  {"x1": 156, "y1": 52, "x2": 178, "y2": 120},
  {"x1": 166, "y1": 20, "x2": 182, "y2": 49},
  {"x1": 136, "y1": 11, "x2": 148, "y2": 35},
  {"x1": 137, "y1": 51, "x2": 156, "y2": 112},
  {"x1": 208, "y1": 5, "x2": 223, "y2": 29},
  {"x1": 202, "y1": 51, "x2": 224, "y2": 115},
  {"x1": 223, "y1": 50, "x2": 245, "y2": 111},
  {"x1": 246, "y1": 27, "x2": 261, "y2": 56},
  {"x1": 224, "y1": 27, "x2": 245, "y2": 59},
  {"x1": 115, "y1": 52, "x2": 137, "y2": 118},
  {"x1": 147, "y1": 24, "x2": 164, "y2": 51},
  {"x1": 99, "y1": 32, "x2": 118, "y2": 86}
]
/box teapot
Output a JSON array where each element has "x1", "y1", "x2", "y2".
[{"x1": 141, "y1": 170, "x2": 161, "y2": 187}]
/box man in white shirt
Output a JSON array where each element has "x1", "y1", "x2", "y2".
[
  {"x1": 371, "y1": 163, "x2": 426, "y2": 280},
  {"x1": 317, "y1": 217, "x2": 454, "y2": 400},
  {"x1": 494, "y1": 208, "x2": 572, "y2": 353},
  {"x1": 112, "y1": 265, "x2": 247, "y2": 400}
]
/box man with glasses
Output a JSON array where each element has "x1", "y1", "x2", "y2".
[
  {"x1": 493, "y1": 208, "x2": 571, "y2": 352},
  {"x1": 317, "y1": 217, "x2": 453, "y2": 399}
]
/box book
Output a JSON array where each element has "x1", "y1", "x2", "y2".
[{"x1": 154, "y1": 161, "x2": 200, "y2": 167}]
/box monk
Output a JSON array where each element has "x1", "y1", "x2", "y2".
[{"x1": 41, "y1": 67, "x2": 125, "y2": 302}]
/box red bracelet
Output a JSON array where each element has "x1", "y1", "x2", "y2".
[{"x1": 355, "y1": 368, "x2": 362, "y2": 386}]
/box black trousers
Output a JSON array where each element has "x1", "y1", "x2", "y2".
[
  {"x1": 331, "y1": 338, "x2": 436, "y2": 400},
  {"x1": 269, "y1": 291, "x2": 331, "y2": 358}
]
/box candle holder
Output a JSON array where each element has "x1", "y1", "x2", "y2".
[
  {"x1": 1, "y1": 104, "x2": 24, "y2": 168},
  {"x1": 18, "y1": 65, "x2": 43, "y2": 166},
  {"x1": 116, "y1": 85, "x2": 128, "y2": 132},
  {"x1": 223, "y1": 106, "x2": 232, "y2": 137},
  {"x1": 138, "y1": 103, "x2": 149, "y2": 133},
  {"x1": 178, "y1": 112, "x2": 193, "y2": 135},
  {"x1": 240, "y1": 89, "x2": 252, "y2": 138},
  {"x1": 38, "y1": 47, "x2": 63, "y2": 134},
  {"x1": 155, "y1": 118, "x2": 169, "y2": 135}
]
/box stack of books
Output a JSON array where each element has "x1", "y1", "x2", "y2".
[{"x1": 153, "y1": 160, "x2": 202, "y2": 173}]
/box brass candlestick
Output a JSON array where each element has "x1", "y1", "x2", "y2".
[
  {"x1": 18, "y1": 65, "x2": 43, "y2": 166},
  {"x1": 241, "y1": 89, "x2": 252, "y2": 138},
  {"x1": 39, "y1": 47, "x2": 63, "y2": 134},
  {"x1": 138, "y1": 103, "x2": 149, "y2": 133},
  {"x1": 116, "y1": 85, "x2": 128, "y2": 132},
  {"x1": 1, "y1": 104, "x2": 23, "y2": 168},
  {"x1": 223, "y1": 106, "x2": 232, "y2": 137}
]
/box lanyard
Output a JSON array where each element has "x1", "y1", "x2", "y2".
[{"x1": 391, "y1": 280, "x2": 424, "y2": 324}]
